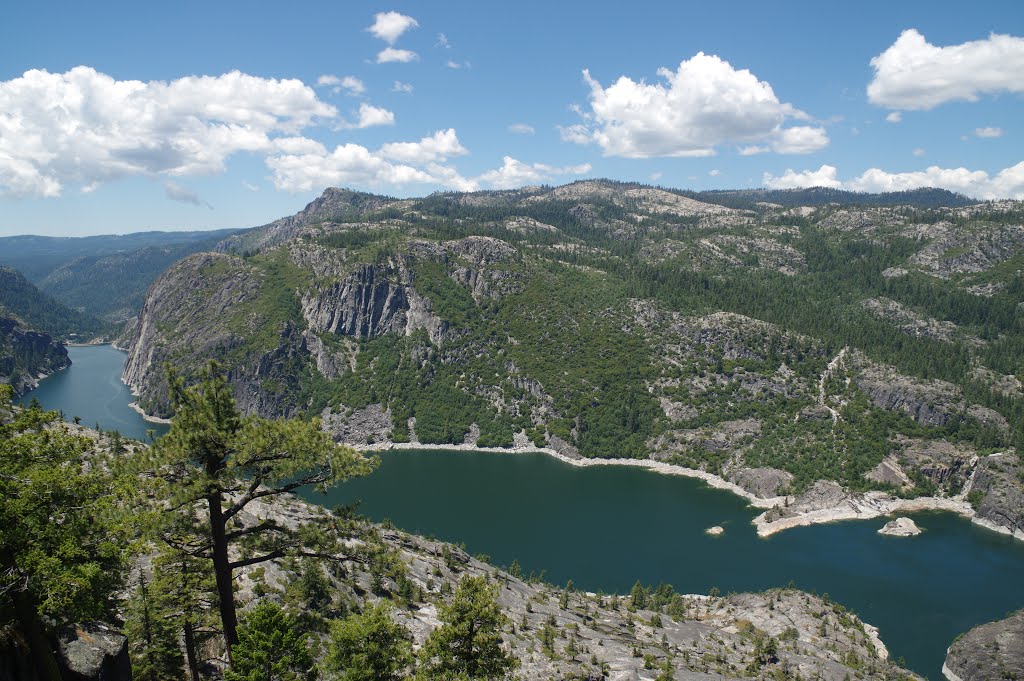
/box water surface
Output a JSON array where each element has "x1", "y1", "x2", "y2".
[
  {"x1": 316, "y1": 449, "x2": 1024, "y2": 679},
  {"x1": 18, "y1": 344, "x2": 168, "y2": 441}
]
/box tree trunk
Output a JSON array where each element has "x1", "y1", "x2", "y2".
[
  {"x1": 13, "y1": 591, "x2": 62, "y2": 681},
  {"x1": 207, "y1": 492, "x2": 238, "y2": 662},
  {"x1": 183, "y1": 620, "x2": 201, "y2": 681}
]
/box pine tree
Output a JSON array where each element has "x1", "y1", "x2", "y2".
[
  {"x1": 0, "y1": 385, "x2": 127, "y2": 679},
  {"x1": 223, "y1": 602, "x2": 311, "y2": 681},
  {"x1": 323, "y1": 602, "x2": 413, "y2": 681},
  {"x1": 417, "y1": 575, "x2": 519, "y2": 680},
  {"x1": 138, "y1": 363, "x2": 377, "y2": 660}
]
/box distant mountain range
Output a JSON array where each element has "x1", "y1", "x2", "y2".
[{"x1": 0, "y1": 228, "x2": 244, "y2": 323}]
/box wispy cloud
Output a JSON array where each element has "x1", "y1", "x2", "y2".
[
  {"x1": 377, "y1": 47, "x2": 419, "y2": 64},
  {"x1": 164, "y1": 181, "x2": 212, "y2": 208}
]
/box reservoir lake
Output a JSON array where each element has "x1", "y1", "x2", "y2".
[{"x1": 23, "y1": 344, "x2": 1024, "y2": 679}]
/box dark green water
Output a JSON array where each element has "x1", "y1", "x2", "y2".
[
  {"x1": 23, "y1": 346, "x2": 1024, "y2": 678},
  {"x1": 316, "y1": 449, "x2": 1024, "y2": 679},
  {"x1": 18, "y1": 344, "x2": 169, "y2": 441}
]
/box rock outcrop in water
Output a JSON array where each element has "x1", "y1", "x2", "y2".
[{"x1": 0, "y1": 316, "x2": 70, "y2": 397}]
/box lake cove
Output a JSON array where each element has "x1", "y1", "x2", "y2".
[
  {"x1": 315, "y1": 448, "x2": 1024, "y2": 678},
  {"x1": 21, "y1": 345, "x2": 1024, "y2": 678},
  {"x1": 17, "y1": 344, "x2": 169, "y2": 441}
]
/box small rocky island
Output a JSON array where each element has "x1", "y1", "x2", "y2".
[{"x1": 878, "y1": 517, "x2": 922, "y2": 537}]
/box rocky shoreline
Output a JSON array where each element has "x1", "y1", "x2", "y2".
[
  {"x1": 128, "y1": 401, "x2": 172, "y2": 424},
  {"x1": 360, "y1": 440, "x2": 1011, "y2": 540},
  {"x1": 363, "y1": 439, "x2": 785, "y2": 509}
]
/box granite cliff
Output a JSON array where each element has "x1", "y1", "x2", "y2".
[{"x1": 0, "y1": 316, "x2": 69, "y2": 397}]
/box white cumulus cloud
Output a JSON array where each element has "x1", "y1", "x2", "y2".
[
  {"x1": 886, "y1": 111, "x2": 902, "y2": 123},
  {"x1": 975, "y1": 126, "x2": 1004, "y2": 138},
  {"x1": 351, "y1": 103, "x2": 395, "y2": 128},
  {"x1": 392, "y1": 81, "x2": 414, "y2": 93},
  {"x1": 762, "y1": 165, "x2": 843, "y2": 189},
  {"x1": 379, "y1": 129, "x2": 467, "y2": 164},
  {"x1": 508, "y1": 123, "x2": 535, "y2": 135},
  {"x1": 563, "y1": 53, "x2": 828, "y2": 158},
  {"x1": 0, "y1": 66, "x2": 337, "y2": 197},
  {"x1": 868, "y1": 29, "x2": 1024, "y2": 110},
  {"x1": 477, "y1": 157, "x2": 591, "y2": 189},
  {"x1": 367, "y1": 11, "x2": 418, "y2": 45},
  {"x1": 763, "y1": 162, "x2": 1024, "y2": 199},
  {"x1": 376, "y1": 48, "x2": 419, "y2": 64}
]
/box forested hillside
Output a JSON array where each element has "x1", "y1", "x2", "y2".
[
  {"x1": 0, "y1": 228, "x2": 243, "y2": 322},
  {"x1": 123, "y1": 180, "x2": 1024, "y2": 533},
  {"x1": 0, "y1": 267, "x2": 107, "y2": 339}
]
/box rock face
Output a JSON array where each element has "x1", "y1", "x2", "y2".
[
  {"x1": 878, "y1": 517, "x2": 922, "y2": 537},
  {"x1": 853, "y1": 357, "x2": 1008, "y2": 432},
  {"x1": 55, "y1": 623, "x2": 131, "y2": 681},
  {"x1": 0, "y1": 316, "x2": 70, "y2": 397},
  {"x1": 944, "y1": 610, "x2": 1024, "y2": 681},
  {"x1": 970, "y1": 454, "x2": 1024, "y2": 540}
]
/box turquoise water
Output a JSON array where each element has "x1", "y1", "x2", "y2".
[
  {"x1": 22, "y1": 345, "x2": 1024, "y2": 678},
  {"x1": 18, "y1": 344, "x2": 168, "y2": 441}
]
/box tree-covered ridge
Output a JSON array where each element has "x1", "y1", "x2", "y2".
[
  {"x1": 0, "y1": 266, "x2": 108, "y2": 339},
  {"x1": 0, "y1": 228, "x2": 243, "y2": 325},
  {"x1": 123, "y1": 180, "x2": 1024, "y2": 500}
]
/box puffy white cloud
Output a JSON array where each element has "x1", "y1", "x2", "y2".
[
  {"x1": 435, "y1": 33, "x2": 451, "y2": 49},
  {"x1": 352, "y1": 103, "x2": 395, "y2": 128},
  {"x1": 376, "y1": 48, "x2": 419, "y2": 64},
  {"x1": 164, "y1": 181, "x2": 212, "y2": 208},
  {"x1": 477, "y1": 156, "x2": 591, "y2": 189},
  {"x1": 762, "y1": 165, "x2": 842, "y2": 189},
  {"x1": 868, "y1": 29, "x2": 1024, "y2": 110},
  {"x1": 975, "y1": 126, "x2": 1003, "y2": 138},
  {"x1": 267, "y1": 129, "x2": 479, "y2": 193},
  {"x1": 708, "y1": 169, "x2": 721, "y2": 177},
  {"x1": 392, "y1": 81, "x2": 414, "y2": 93},
  {"x1": 0, "y1": 66, "x2": 336, "y2": 197},
  {"x1": 367, "y1": 11, "x2": 418, "y2": 44},
  {"x1": 564, "y1": 53, "x2": 827, "y2": 158},
  {"x1": 849, "y1": 163, "x2": 1024, "y2": 199},
  {"x1": 446, "y1": 60, "x2": 470, "y2": 70},
  {"x1": 764, "y1": 161, "x2": 1024, "y2": 199},
  {"x1": 508, "y1": 123, "x2": 535, "y2": 135},
  {"x1": 771, "y1": 126, "x2": 829, "y2": 154},
  {"x1": 886, "y1": 111, "x2": 903, "y2": 123},
  {"x1": 268, "y1": 143, "x2": 465, "y2": 193},
  {"x1": 379, "y1": 129, "x2": 467, "y2": 163}
]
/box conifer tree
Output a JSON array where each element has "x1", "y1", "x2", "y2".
[
  {"x1": 324, "y1": 602, "x2": 413, "y2": 681},
  {"x1": 0, "y1": 385, "x2": 127, "y2": 679},
  {"x1": 417, "y1": 575, "x2": 518, "y2": 680},
  {"x1": 140, "y1": 363, "x2": 377, "y2": 661},
  {"x1": 224, "y1": 602, "x2": 311, "y2": 681}
]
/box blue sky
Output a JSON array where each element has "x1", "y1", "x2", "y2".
[{"x1": 1, "y1": 0, "x2": 1022, "y2": 236}]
